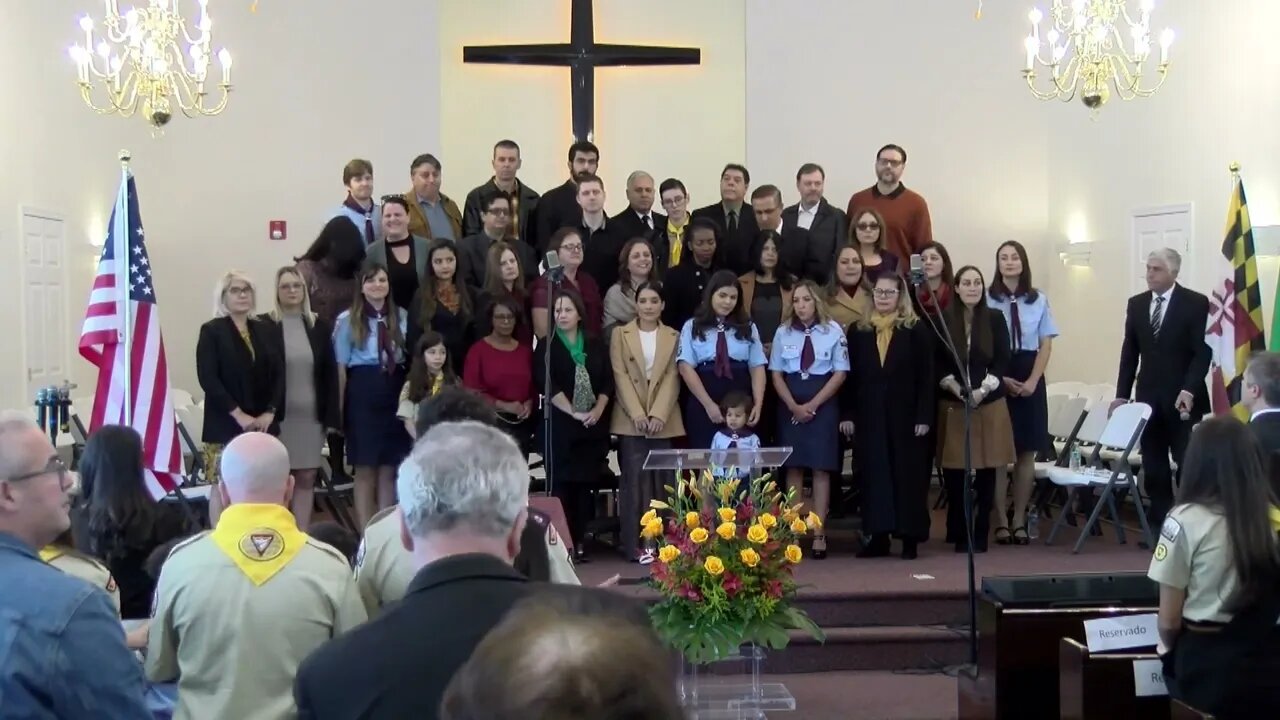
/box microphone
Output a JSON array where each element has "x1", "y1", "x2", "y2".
[
  {"x1": 543, "y1": 250, "x2": 565, "y2": 282},
  {"x1": 908, "y1": 253, "x2": 926, "y2": 286}
]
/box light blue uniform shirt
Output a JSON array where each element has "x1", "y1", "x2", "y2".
[
  {"x1": 333, "y1": 308, "x2": 408, "y2": 367},
  {"x1": 986, "y1": 292, "x2": 1059, "y2": 352},
  {"x1": 331, "y1": 203, "x2": 382, "y2": 246},
  {"x1": 677, "y1": 319, "x2": 768, "y2": 368},
  {"x1": 711, "y1": 430, "x2": 761, "y2": 479},
  {"x1": 768, "y1": 320, "x2": 850, "y2": 376}
]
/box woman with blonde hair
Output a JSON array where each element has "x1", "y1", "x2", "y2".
[
  {"x1": 196, "y1": 270, "x2": 284, "y2": 523},
  {"x1": 842, "y1": 273, "x2": 934, "y2": 559},
  {"x1": 259, "y1": 266, "x2": 339, "y2": 529}
]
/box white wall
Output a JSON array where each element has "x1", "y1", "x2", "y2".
[
  {"x1": 1044, "y1": 0, "x2": 1280, "y2": 384},
  {"x1": 0, "y1": 0, "x2": 441, "y2": 408},
  {"x1": 744, "y1": 0, "x2": 1051, "y2": 282}
]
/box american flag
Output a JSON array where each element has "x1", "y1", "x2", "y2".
[{"x1": 78, "y1": 174, "x2": 183, "y2": 499}]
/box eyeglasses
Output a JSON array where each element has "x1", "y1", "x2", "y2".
[
  {"x1": 872, "y1": 289, "x2": 901, "y2": 298},
  {"x1": 492, "y1": 313, "x2": 516, "y2": 322},
  {"x1": 855, "y1": 223, "x2": 880, "y2": 231},
  {"x1": 560, "y1": 243, "x2": 584, "y2": 252},
  {"x1": 5, "y1": 457, "x2": 72, "y2": 489},
  {"x1": 661, "y1": 196, "x2": 687, "y2": 206},
  {"x1": 877, "y1": 158, "x2": 904, "y2": 168},
  {"x1": 486, "y1": 208, "x2": 511, "y2": 216},
  {"x1": 226, "y1": 286, "x2": 253, "y2": 296}
]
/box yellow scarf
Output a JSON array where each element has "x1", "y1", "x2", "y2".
[
  {"x1": 1271, "y1": 505, "x2": 1280, "y2": 532},
  {"x1": 210, "y1": 503, "x2": 307, "y2": 586},
  {"x1": 869, "y1": 312, "x2": 899, "y2": 366},
  {"x1": 430, "y1": 373, "x2": 443, "y2": 397},
  {"x1": 667, "y1": 216, "x2": 690, "y2": 266},
  {"x1": 39, "y1": 546, "x2": 64, "y2": 563}
]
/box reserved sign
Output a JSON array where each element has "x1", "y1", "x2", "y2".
[
  {"x1": 1132, "y1": 658, "x2": 1168, "y2": 697},
  {"x1": 1082, "y1": 613, "x2": 1159, "y2": 652}
]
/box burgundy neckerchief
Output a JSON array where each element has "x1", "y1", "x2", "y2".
[
  {"x1": 344, "y1": 194, "x2": 376, "y2": 246},
  {"x1": 714, "y1": 318, "x2": 732, "y2": 379},
  {"x1": 790, "y1": 318, "x2": 816, "y2": 374},
  {"x1": 363, "y1": 300, "x2": 397, "y2": 373},
  {"x1": 916, "y1": 282, "x2": 952, "y2": 314}
]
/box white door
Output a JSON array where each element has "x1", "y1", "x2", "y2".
[
  {"x1": 21, "y1": 210, "x2": 69, "y2": 400},
  {"x1": 1131, "y1": 204, "x2": 1194, "y2": 294}
]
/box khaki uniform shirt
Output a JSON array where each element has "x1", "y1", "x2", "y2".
[
  {"x1": 356, "y1": 506, "x2": 580, "y2": 617},
  {"x1": 146, "y1": 530, "x2": 367, "y2": 720},
  {"x1": 41, "y1": 545, "x2": 120, "y2": 615},
  {"x1": 1148, "y1": 503, "x2": 1237, "y2": 623}
]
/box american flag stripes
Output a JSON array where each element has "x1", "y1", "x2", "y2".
[{"x1": 78, "y1": 173, "x2": 183, "y2": 499}]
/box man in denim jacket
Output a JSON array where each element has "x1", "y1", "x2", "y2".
[{"x1": 0, "y1": 412, "x2": 150, "y2": 718}]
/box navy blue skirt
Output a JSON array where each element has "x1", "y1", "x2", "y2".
[
  {"x1": 1005, "y1": 350, "x2": 1050, "y2": 456},
  {"x1": 344, "y1": 365, "x2": 412, "y2": 468},
  {"x1": 684, "y1": 361, "x2": 752, "y2": 449},
  {"x1": 776, "y1": 373, "x2": 841, "y2": 471}
]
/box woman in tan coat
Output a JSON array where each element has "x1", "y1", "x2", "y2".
[
  {"x1": 826, "y1": 244, "x2": 872, "y2": 331},
  {"x1": 610, "y1": 280, "x2": 684, "y2": 564}
]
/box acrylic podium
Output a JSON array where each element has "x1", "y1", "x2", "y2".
[{"x1": 643, "y1": 446, "x2": 797, "y2": 719}]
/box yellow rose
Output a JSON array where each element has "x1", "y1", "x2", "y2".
[
  {"x1": 658, "y1": 545, "x2": 681, "y2": 563},
  {"x1": 717, "y1": 507, "x2": 737, "y2": 523},
  {"x1": 740, "y1": 548, "x2": 761, "y2": 567},
  {"x1": 641, "y1": 518, "x2": 664, "y2": 539},
  {"x1": 640, "y1": 509, "x2": 658, "y2": 527},
  {"x1": 759, "y1": 512, "x2": 777, "y2": 529},
  {"x1": 685, "y1": 511, "x2": 701, "y2": 529},
  {"x1": 690, "y1": 527, "x2": 710, "y2": 544},
  {"x1": 716, "y1": 521, "x2": 737, "y2": 540},
  {"x1": 785, "y1": 544, "x2": 803, "y2": 563},
  {"x1": 704, "y1": 556, "x2": 725, "y2": 575},
  {"x1": 806, "y1": 512, "x2": 824, "y2": 530},
  {"x1": 790, "y1": 518, "x2": 808, "y2": 534},
  {"x1": 747, "y1": 524, "x2": 769, "y2": 544},
  {"x1": 782, "y1": 509, "x2": 800, "y2": 524}
]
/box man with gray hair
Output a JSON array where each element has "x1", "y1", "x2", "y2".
[
  {"x1": 0, "y1": 412, "x2": 151, "y2": 718},
  {"x1": 1113, "y1": 247, "x2": 1211, "y2": 531},
  {"x1": 612, "y1": 170, "x2": 670, "y2": 268},
  {"x1": 1242, "y1": 352, "x2": 1280, "y2": 493},
  {"x1": 295, "y1": 421, "x2": 642, "y2": 720},
  {"x1": 147, "y1": 432, "x2": 365, "y2": 720}
]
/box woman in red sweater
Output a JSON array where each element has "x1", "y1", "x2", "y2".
[{"x1": 463, "y1": 295, "x2": 536, "y2": 452}]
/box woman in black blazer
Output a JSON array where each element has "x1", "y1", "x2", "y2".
[
  {"x1": 196, "y1": 271, "x2": 284, "y2": 523},
  {"x1": 407, "y1": 239, "x2": 476, "y2": 376},
  {"x1": 259, "y1": 266, "x2": 340, "y2": 529},
  {"x1": 534, "y1": 287, "x2": 613, "y2": 562}
]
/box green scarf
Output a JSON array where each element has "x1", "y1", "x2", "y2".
[{"x1": 556, "y1": 327, "x2": 587, "y2": 367}]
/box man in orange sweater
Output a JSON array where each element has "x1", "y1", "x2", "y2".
[{"x1": 845, "y1": 144, "x2": 933, "y2": 267}]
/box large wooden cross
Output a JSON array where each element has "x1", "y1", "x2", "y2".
[{"x1": 462, "y1": 0, "x2": 701, "y2": 142}]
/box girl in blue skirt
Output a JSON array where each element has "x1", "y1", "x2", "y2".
[{"x1": 770, "y1": 280, "x2": 849, "y2": 559}]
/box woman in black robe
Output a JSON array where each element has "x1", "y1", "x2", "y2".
[{"x1": 842, "y1": 272, "x2": 934, "y2": 559}]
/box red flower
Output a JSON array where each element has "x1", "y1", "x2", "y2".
[
  {"x1": 737, "y1": 497, "x2": 755, "y2": 522},
  {"x1": 765, "y1": 580, "x2": 784, "y2": 599},
  {"x1": 679, "y1": 583, "x2": 703, "y2": 602},
  {"x1": 722, "y1": 571, "x2": 743, "y2": 597}
]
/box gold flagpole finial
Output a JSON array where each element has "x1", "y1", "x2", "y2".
[
  {"x1": 118, "y1": 149, "x2": 132, "y2": 167},
  {"x1": 1229, "y1": 161, "x2": 1241, "y2": 175}
]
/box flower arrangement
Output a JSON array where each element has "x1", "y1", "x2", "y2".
[{"x1": 643, "y1": 469, "x2": 826, "y2": 664}]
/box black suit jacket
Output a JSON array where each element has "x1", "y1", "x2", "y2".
[
  {"x1": 610, "y1": 208, "x2": 670, "y2": 270},
  {"x1": 1116, "y1": 284, "x2": 1211, "y2": 415},
  {"x1": 258, "y1": 313, "x2": 341, "y2": 430},
  {"x1": 293, "y1": 553, "x2": 644, "y2": 720},
  {"x1": 578, "y1": 218, "x2": 627, "y2": 293},
  {"x1": 692, "y1": 202, "x2": 758, "y2": 275},
  {"x1": 781, "y1": 199, "x2": 847, "y2": 284},
  {"x1": 195, "y1": 316, "x2": 284, "y2": 443},
  {"x1": 533, "y1": 179, "x2": 582, "y2": 254},
  {"x1": 461, "y1": 178, "x2": 541, "y2": 247},
  {"x1": 456, "y1": 231, "x2": 539, "y2": 292},
  {"x1": 1250, "y1": 412, "x2": 1280, "y2": 496}
]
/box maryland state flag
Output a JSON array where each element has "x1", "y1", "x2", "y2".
[{"x1": 1207, "y1": 174, "x2": 1266, "y2": 420}]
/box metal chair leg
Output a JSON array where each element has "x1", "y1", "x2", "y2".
[{"x1": 1045, "y1": 487, "x2": 1074, "y2": 545}]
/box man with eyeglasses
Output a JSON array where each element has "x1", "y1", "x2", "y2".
[
  {"x1": 658, "y1": 178, "x2": 692, "y2": 270},
  {"x1": 457, "y1": 191, "x2": 539, "y2": 290},
  {"x1": 462, "y1": 140, "x2": 541, "y2": 246},
  {"x1": 0, "y1": 412, "x2": 151, "y2": 718},
  {"x1": 845, "y1": 144, "x2": 933, "y2": 267}
]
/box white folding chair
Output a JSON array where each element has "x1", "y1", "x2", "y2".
[
  {"x1": 171, "y1": 388, "x2": 196, "y2": 410},
  {"x1": 1044, "y1": 402, "x2": 1154, "y2": 553},
  {"x1": 175, "y1": 405, "x2": 206, "y2": 481},
  {"x1": 1046, "y1": 381, "x2": 1088, "y2": 398},
  {"x1": 1034, "y1": 396, "x2": 1089, "y2": 479}
]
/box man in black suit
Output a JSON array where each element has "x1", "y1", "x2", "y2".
[
  {"x1": 782, "y1": 163, "x2": 847, "y2": 285},
  {"x1": 533, "y1": 140, "x2": 599, "y2": 254},
  {"x1": 750, "y1": 184, "x2": 811, "y2": 282},
  {"x1": 1112, "y1": 248, "x2": 1211, "y2": 529},
  {"x1": 692, "y1": 163, "x2": 757, "y2": 274},
  {"x1": 1242, "y1": 351, "x2": 1280, "y2": 495},
  {"x1": 457, "y1": 191, "x2": 538, "y2": 290},
  {"x1": 293, "y1": 420, "x2": 638, "y2": 720},
  {"x1": 610, "y1": 170, "x2": 669, "y2": 269},
  {"x1": 461, "y1": 139, "x2": 540, "y2": 247}
]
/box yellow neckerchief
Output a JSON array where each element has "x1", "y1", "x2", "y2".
[
  {"x1": 1270, "y1": 505, "x2": 1280, "y2": 532},
  {"x1": 210, "y1": 503, "x2": 307, "y2": 586},
  {"x1": 869, "y1": 312, "x2": 900, "y2": 366},
  {"x1": 667, "y1": 215, "x2": 690, "y2": 266},
  {"x1": 39, "y1": 546, "x2": 65, "y2": 563},
  {"x1": 430, "y1": 373, "x2": 443, "y2": 397}
]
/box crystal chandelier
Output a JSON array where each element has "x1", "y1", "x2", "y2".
[
  {"x1": 1022, "y1": 0, "x2": 1173, "y2": 111},
  {"x1": 68, "y1": 0, "x2": 233, "y2": 129}
]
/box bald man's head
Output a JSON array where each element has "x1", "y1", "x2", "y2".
[{"x1": 219, "y1": 432, "x2": 293, "y2": 506}]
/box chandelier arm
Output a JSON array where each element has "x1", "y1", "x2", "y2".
[
  {"x1": 78, "y1": 84, "x2": 120, "y2": 115},
  {"x1": 193, "y1": 86, "x2": 231, "y2": 117}
]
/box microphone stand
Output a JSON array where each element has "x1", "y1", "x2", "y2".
[
  {"x1": 541, "y1": 267, "x2": 565, "y2": 504},
  {"x1": 914, "y1": 272, "x2": 979, "y2": 669}
]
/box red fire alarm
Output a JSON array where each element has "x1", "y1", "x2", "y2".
[{"x1": 269, "y1": 220, "x2": 287, "y2": 240}]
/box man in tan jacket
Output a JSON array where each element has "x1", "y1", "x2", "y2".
[
  {"x1": 403, "y1": 153, "x2": 463, "y2": 242},
  {"x1": 146, "y1": 432, "x2": 365, "y2": 720}
]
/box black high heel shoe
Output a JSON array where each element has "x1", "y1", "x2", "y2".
[{"x1": 901, "y1": 539, "x2": 919, "y2": 560}]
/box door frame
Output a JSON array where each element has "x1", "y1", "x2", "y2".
[
  {"x1": 1130, "y1": 202, "x2": 1195, "y2": 291},
  {"x1": 18, "y1": 205, "x2": 71, "y2": 398}
]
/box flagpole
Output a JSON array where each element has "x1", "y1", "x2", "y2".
[{"x1": 116, "y1": 149, "x2": 133, "y2": 427}]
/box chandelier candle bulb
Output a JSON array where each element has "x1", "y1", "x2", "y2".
[{"x1": 1025, "y1": 36, "x2": 1038, "y2": 70}]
